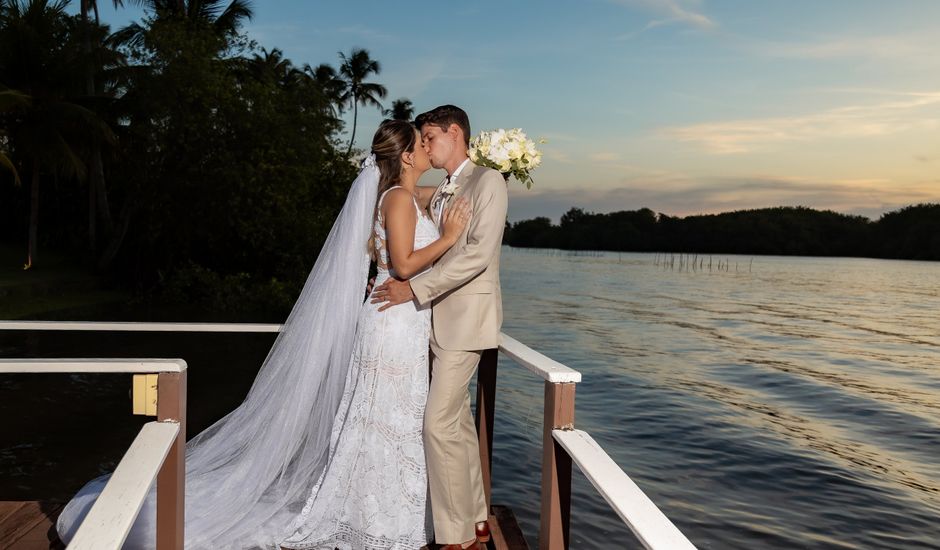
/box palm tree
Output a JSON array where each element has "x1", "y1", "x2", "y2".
[
  {"x1": 244, "y1": 47, "x2": 310, "y2": 90},
  {"x1": 305, "y1": 62, "x2": 344, "y2": 115},
  {"x1": 0, "y1": 0, "x2": 114, "y2": 267},
  {"x1": 80, "y1": 0, "x2": 126, "y2": 25},
  {"x1": 77, "y1": 0, "x2": 126, "y2": 250},
  {"x1": 112, "y1": 0, "x2": 252, "y2": 47},
  {"x1": 0, "y1": 89, "x2": 26, "y2": 186},
  {"x1": 384, "y1": 98, "x2": 413, "y2": 121},
  {"x1": 336, "y1": 48, "x2": 386, "y2": 156}
]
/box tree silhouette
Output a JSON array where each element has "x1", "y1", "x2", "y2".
[
  {"x1": 0, "y1": 0, "x2": 115, "y2": 267},
  {"x1": 111, "y1": 0, "x2": 253, "y2": 48},
  {"x1": 384, "y1": 97, "x2": 413, "y2": 121},
  {"x1": 337, "y1": 48, "x2": 386, "y2": 155}
]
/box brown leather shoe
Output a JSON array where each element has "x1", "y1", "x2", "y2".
[{"x1": 475, "y1": 520, "x2": 491, "y2": 543}]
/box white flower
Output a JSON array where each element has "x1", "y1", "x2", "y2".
[
  {"x1": 468, "y1": 127, "x2": 544, "y2": 189},
  {"x1": 489, "y1": 145, "x2": 510, "y2": 164},
  {"x1": 441, "y1": 181, "x2": 460, "y2": 195}
]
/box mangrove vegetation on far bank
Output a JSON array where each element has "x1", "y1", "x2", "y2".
[{"x1": 504, "y1": 204, "x2": 940, "y2": 261}]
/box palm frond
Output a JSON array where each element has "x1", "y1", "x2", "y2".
[
  {"x1": 213, "y1": 0, "x2": 252, "y2": 35},
  {"x1": 0, "y1": 89, "x2": 32, "y2": 111},
  {"x1": 110, "y1": 21, "x2": 145, "y2": 49},
  {"x1": 50, "y1": 131, "x2": 87, "y2": 180},
  {"x1": 0, "y1": 152, "x2": 21, "y2": 186},
  {"x1": 360, "y1": 82, "x2": 386, "y2": 98}
]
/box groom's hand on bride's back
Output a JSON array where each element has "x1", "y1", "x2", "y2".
[{"x1": 371, "y1": 278, "x2": 415, "y2": 311}]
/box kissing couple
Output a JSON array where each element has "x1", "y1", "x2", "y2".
[{"x1": 56, "y1": 104, "x2": 509, "y2": 550}]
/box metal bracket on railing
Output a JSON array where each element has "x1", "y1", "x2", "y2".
[{"x1": 132, "y1": 374, "x2": 158, "y2": 416}]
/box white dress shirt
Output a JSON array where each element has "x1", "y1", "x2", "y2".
[{"x1": 436, "y1": 158, "x2": 471, "y2": 224}]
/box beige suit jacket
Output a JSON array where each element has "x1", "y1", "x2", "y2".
[{"x1": 411, "y1": 162, "x2": 508, "y2": 351}]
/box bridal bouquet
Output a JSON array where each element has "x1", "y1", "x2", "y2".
[{"x1": 468, "y1": 128, "x2": 543, "y2": 189}]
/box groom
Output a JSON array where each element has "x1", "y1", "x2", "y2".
[{"x1": 372, "y1": 104, "x2": 507, "y2": 549}]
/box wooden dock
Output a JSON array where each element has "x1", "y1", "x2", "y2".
[
  {"x1": 2, "y1": 323, "x2": 698, "y2": 550},
  {"x1": 0, "y1": 501, "x2": 527, "y2": 550},
  {"x1": 0, "y1": 501, "x2": 65, "y2": 549}
]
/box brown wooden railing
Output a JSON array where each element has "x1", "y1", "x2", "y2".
[
  {"x1": 0, "y1": 358, "x2": 187, "y2": 550},
  {"x1": 476, "y1": 333, "x2": 696, "y2": 550},
  {"x1": 1, "y1": 320, "x2": 696, "y2": 550}
]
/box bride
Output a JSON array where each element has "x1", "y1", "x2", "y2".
[{"x1": 55, "y1": 119, "x2": 471, "y2": 549}]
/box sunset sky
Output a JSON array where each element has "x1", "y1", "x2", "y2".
[{"x1": 89, "y1": 0, "x2": 940, "y2": 221}]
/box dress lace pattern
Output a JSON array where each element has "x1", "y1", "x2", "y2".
[{"x1": 281, "y1": 187, "x2": 439, "y2": 549}]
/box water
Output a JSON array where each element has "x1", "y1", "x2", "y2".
[
  {"x1": 2, "y1": 248, "x2": 939, "y2": 548},
  {"x1": 492, "y1": 249, "x2": 940, "y2": 549}
]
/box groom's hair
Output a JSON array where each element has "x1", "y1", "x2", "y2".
[{"x1": 415, "y1": 105, "x2": 471, "y2": 148}]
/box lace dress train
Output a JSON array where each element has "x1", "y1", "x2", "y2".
[{"x1": 280, "y1": 187, "x2": 439, "y2": 549}]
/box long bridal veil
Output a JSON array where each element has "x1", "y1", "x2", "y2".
[{"x1": 57, "y1": 156, "x2": 381, "y2": 549}]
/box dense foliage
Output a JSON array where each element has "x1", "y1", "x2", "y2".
[
  {"x1": 2, "y1": 1, "x2": 936, "y2": 320},
  {"x1": 505, "y1": 204, "x2": 940, "y2": 261},
  {"x1": 0, "y1": 0, "x2": 400, "y2": 313}
]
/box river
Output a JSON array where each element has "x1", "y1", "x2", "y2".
[{"x1": 2, "y1": 247, "x2": 939, "y2": 549}]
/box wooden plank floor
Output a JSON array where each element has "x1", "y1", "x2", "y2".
[
  {"x1": 419, "y1": 505, "x2": 529, "y2": 549},
  {"x1": 489, "y1": 505, "x2": 530, "y2": 550},
  {"x1": 0, "y1": 501, "x2": 65, "y2": 550},
  {"x1": 0, "y1": 501, "x2": 527, "y2": 550}
]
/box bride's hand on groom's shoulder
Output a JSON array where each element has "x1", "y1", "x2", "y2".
[{"x1": 371, "y1": 278, "x2": 415, "y2": 311}]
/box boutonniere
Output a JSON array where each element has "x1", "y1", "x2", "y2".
[{"x1": 441, "y1": 180, "x2": 460, "y2": 197}]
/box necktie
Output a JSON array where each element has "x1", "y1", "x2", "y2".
[{"x1": 436, "y1": 175, "x2": 450, "y2": 227}]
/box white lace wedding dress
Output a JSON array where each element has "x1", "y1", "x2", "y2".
[{"x1": 280, "y1": 186, "x2": 438, "y2": 549}]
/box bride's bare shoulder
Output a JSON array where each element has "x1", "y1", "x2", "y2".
[{"x1": 381, "y1": 187, "x2": 417, "y2": 216}]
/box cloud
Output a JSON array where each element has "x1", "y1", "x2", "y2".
[
  {"x1": 545, "y1": 149, "x2": 575, "y2": 164},
  {"x1": 662, "y1": 92, "x2": 940, "y2": 154},
  {"x1": 762, "y1": 33, "x2": 931, "y2": 61},
  {"x1": 376, "y1": 54, "x2": 493, "y2": 101},
  {"x1": 508, "y1": 173, "x2": 938, "y2": 222},
  {"x1": 379, "y1": 58, "x2": 449, "y2": 99},
  {"x1": 539, "y1": 132, "x2": 579, "y2": 142},
  {"x1": 610, "y1": 0, "x2": 716, "y2": 30}
]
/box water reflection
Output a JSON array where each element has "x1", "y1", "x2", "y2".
[
  {"x1": 2, "y1": 249, "x2": 939, "y2": 548},
  {"x1": 495, "y1": 248, "x2": 940, "y2": 549}
]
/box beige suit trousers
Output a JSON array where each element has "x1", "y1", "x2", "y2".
[{"x1": 425, "y1": 339, "x2": 488, "y2": 544}]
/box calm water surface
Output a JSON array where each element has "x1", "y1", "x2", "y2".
[
  {"x1": 2, "y1": 248, "x2": 939, "y2": 549},
  {"x1": 493, "y1": 249, "x2": 940, "y2": 549}
]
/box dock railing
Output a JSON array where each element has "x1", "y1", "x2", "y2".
[
  {"x1": 481, "y1": 334, "x2": 696, "y2": 550},
  {"x1": 0, "y1": 357, "x2": 187, "y2": 550},
  {"x1": 1, "y1": 320, "x2": 696, "y2": 550}
]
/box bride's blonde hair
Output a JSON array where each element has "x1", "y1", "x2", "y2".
[{"x1": 367, "y1": 119, "x2": 418, "y2": 261}]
